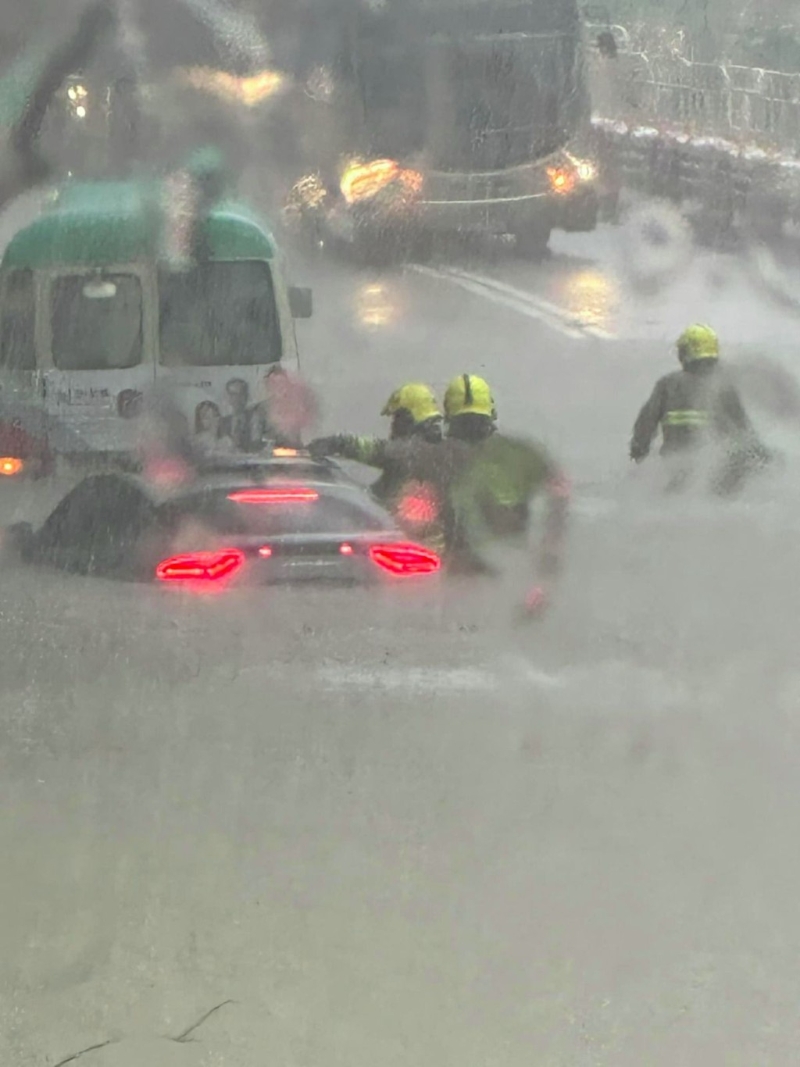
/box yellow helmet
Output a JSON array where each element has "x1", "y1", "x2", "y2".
[
  {"x1": 445, "y1": 373, "x2": 494, "y2": 418},
  {"x1": 677, "y1": 324, "x2": 719, "y2": 363},
  {"x1": 381, "y1": 382, "x2": 441, "y2": 424},
  {"x1": 444, "y1": 374, "x2": 495, "y2": 420}
]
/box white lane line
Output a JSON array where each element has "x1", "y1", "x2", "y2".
[
  {"x1": 318, "y1": 665, "x2": 498, "y2": 692},
  {"x1": 410, "y1": 264, "x2": 583, "y2": 339},
  {"x1": 438, "y1": 265, "x2": 618, "y2": 340},
  {"x1": 409, "y1": 264, "x2": 616, "y2": 341},
  {"x1": 318, "y1": 661, "x2": 570, "y2": 695}
]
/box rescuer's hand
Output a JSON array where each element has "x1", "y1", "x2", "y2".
[{"x1": 514, "y1": 583, "x2": 550, "y2": 623}]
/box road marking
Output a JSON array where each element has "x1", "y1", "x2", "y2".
[
  {"x1": 318, "y1": 660, "x2": 572, "y2": 695},
  {"x1": 409, "y1": 264, "x2": 617, "y2": 341},
  {"x1": 318, "y1": 664, "x2": 498, "y2": 692},
  {"x1": 410, "y1": 265, "x2": 583, "y2": 339}
]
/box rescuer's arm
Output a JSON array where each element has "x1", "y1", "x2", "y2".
[
  {"x1": 630, "y1": 379, "x2": 666, "y2": 461},
  {"x1": 538, "y1": 466, "x2": 570, "y2": 580},
  {"x1": 719, "y1": 383, "x2": 755, "y2": 434},
  {"x1": 308, "y1": 435, "x2": 388, "y2": 468},
  {"x1": 521, "y1": 449, "x2": 570, "y2": 616},
  {"x1": 719, "y1": 384, "x2": 772, "y2": 466}
]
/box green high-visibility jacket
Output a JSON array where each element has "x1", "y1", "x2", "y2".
[
  {"x1": 448, "y1": 433, "x2": 565, "y2": 573},
  {"x1": 630, "y1": 363, "x2": 753, "y2": 460}
]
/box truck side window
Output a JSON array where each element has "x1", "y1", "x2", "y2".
[{"x1": 0, "y1": 269, "x2": 36, "y2": 371}]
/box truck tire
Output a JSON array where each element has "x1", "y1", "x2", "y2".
[
  {"x1": 514, "y1": 223, "x2": 551, "y2": 260},
  {"x1": 350, "y1": 225, "x2": 395, "y2": 267}
]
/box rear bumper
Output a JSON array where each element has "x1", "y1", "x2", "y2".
[
  {"x1": 343, "y1": 157, "x2": 599, "y2": 236},
  {"x1": 415, "y1": 186, "x2": 598, "y2": 233},
  {"x1": 415, "y1": 160, "x2": 598, "y2": 232}
]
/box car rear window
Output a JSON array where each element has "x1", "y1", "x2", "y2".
[
  {"x1": 51, "y1": 272, "x2": 143, "y2": 370},
  {"x1": 168, "y1": 486, "x2": 392, "y2": 537},
  {"x1": 158, "y1": 261, "x2": 282, "y2": 367}
]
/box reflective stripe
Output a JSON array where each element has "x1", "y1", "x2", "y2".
[{"x1": 662, "y1": 409, "x2": 709, "y2": 427}]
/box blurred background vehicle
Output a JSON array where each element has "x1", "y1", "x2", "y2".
[{"x1": 277, "y1": 0, "x2": 600, "y2": 261}]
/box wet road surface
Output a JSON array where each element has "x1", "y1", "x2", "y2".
[{"x1": 4, "y1": 220, "x2": 800, "y2": 1064}]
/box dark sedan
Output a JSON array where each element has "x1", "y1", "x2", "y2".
[{"x1": 6, "y1": 453, "x2": 441, "y2": 587}]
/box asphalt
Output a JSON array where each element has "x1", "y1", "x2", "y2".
[{"x1": 4, "y1": 218, "x2": 800, "y2": 1065}]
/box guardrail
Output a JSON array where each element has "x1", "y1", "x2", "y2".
[
  {"x1": 588, "y1": 48, "x2": 800, "y2": 147},
  {"x1": 585, "y1": 25, "x2": 800, "y2": 238}
]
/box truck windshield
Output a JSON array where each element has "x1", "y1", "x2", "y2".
[
  {"x1": 51, "y1": 272, "x2": 143, "y2": 371},
  {"x1": 352, "y1": 0, "x2": 584, "y2": 167},
  {"x1": 158, "y1": 261, "x2": 282, "y2": 368},
  {"x1": 434, "y1": 33, "x2": 580, "y2": 169}
]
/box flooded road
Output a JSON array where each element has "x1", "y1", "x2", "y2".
[{"x1": 3, "y1": 221, "x2": 800, "y2": 1065}]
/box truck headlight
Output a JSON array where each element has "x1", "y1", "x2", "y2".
[
  {"x1": 340, "y1": 159, "x2": 423, "y2": 205},
  {"x1": 547, "y1": 166, "x2": 577, "y2": 195}
]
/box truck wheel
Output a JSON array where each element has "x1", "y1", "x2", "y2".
[
  {"x1": 350, "y1": 226, "x2": 395, "y2": 267},
  {"x1": 514, "y1": 223, "x2": 551, "y2": 260}
]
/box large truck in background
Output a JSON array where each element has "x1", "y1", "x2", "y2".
[{"x1": 281, "y1": 0, "x2": 599, "y2": 258}]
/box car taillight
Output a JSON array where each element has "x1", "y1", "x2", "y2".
[
  {"x1": 368, "y1": 542, "x2": 441, "y2": 576},
  {"x1": 0, "y1": 456, "x2": 24, "y2": 476},
  {"x1": 227, "y1": 487, "x2": 319, "y2": 504},
  {"x1": 258, "y1": 545, "x2": 273, "y2": 558},
  {"x1": 156, "y1": 548, "x2": 245, "y2": 582}
]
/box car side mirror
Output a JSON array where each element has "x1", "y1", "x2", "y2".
[{"x1": 289, "y1": 286, "x2": 313, "y2": 319}]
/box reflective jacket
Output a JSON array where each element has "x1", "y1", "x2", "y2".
[
  {"x1": 630, "y1": 362, "x2": 753, "y2": 460},
  {"x1": 315, "y1": 434, "x2": 471, "y2": 552},
  {"x1": 448, "y1": 433, "x2": 568, "y2": 575}
]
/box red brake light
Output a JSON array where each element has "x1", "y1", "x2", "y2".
[
  {"x1": 396, "y1": 484, "x2": 440, "y2": 526},
  {"x1": 0, "y1": 456, "x2": 24, "y2": 476},
  {"x1": 368, "y1": 542, "x2": 441, "y2": 576},
  {"x1": 258, "y1": 545, "x2": 273, "y2": 558},
  {"x1": 156, "y1": 548, "x2": 245, "y2": 582},
  {"x1": 227, "y1": 487, "x2": 319, "y2": 504},
  {"x1": 339, "y1": 543, "x2": 354, "y2": 556}
]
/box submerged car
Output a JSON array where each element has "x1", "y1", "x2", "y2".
[{"x1": 6, "y1": 453, "x2": 441, "y2": 586}]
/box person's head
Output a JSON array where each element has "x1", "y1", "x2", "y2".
[
  {"x1": 444, "y1": 374, "x2": 497, "y2": 442},
  {"x1": 381, "y1": 382, "x2": 443, "y2": 441},
  {"x1": 195, "y1": 400, "x2": 221, "y2": 434},
  {"x1": 226, "y1": 378, "x2": 249, "y2": 413},
  {"x1": 676, "y1": 324, "x2": 720, "y2": 368}
]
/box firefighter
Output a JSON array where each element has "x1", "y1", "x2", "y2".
[
  {"x1": 629, "y1": 324, "x2": 768, "y2": 494},
  {"x1": 309, "y1": 382, "x2": 461, "y2": 550},
  {"x1": 444, "y1": 373, "x2": 497, "y2": 444},
  {"x1": 443, "y1": 374, "x2": 570, "y2": 615}
]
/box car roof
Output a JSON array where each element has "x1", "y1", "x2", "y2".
[
  {"x1": 192, "y1": 452, "x2": 351, "y2": 483},
  {"x1": 2, "y1": 181, "x2": 277, "y2": 271},
  {"x1": 135, "y1": 454, "x2": 378, "y2": 506},
  {"x1": 139, "y1": 458, "x2": 399, "y2": 532}
]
